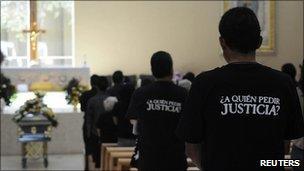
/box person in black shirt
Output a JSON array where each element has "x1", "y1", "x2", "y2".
[
  {"x1": 176, "y1": 7, "x2": 304, "y2": 171},
  {"x1": 86, "y1": 76, "x2": 117, "y2": 168},
  {"x1": 127, "y1": 51, "x2": 188, "y2": 171},
  {"x1": 282, "y1": 63, "x2": 304, "y2": 171},
  {"x1": 281, "y1": 63, "x2": 299, "y2": 86},
  {"x1": 80, "y1": 75, "x2": 99, "y2": 112},
  {"x1": 113, "y1": 84, "x2": 136, "y2": 146},
  {"x1": 79, "y1": 74, "x2": 99, "y2": 171},
  {"x1": 107, "y1": 70, "x2": 124, "y2": 97}
]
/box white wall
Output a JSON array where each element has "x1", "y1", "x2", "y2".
[{"x1": 75, "y1": 1, "x2": 303, "y2": 77}]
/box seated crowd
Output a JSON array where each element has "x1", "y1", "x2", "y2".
[{"x1": 80, "y1": 7, "x2": 304, "y2": 171}]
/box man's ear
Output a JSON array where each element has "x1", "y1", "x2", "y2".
[
  {"x1": 256, "y1": 36, "x2": 263, "y2": 49},
  {"x1": 219, "y1": 37, "x2": 226, "y2": 50}
]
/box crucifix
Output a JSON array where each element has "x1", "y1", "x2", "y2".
[{"x1": 23, "y1": 0, "x2": 46, "y2": 61}]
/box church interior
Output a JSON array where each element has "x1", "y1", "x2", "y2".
[{"x1": 1, "y1": 1, "x2": 303, "y2": 171}]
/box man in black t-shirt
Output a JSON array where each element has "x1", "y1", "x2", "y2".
[
  {"x1": 127, "y1": 51, "x2": 188, "y2": 171},
  {"x1": 79, "y1": 74, "x2": 99, "y2": 171},
  {"x1": 176, "y1": 7, "x2": 304, "y2": 171},
  {"x1": 113, "y1": 84, "x2": 136, "y2": 146}
]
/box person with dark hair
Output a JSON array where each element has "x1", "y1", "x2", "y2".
[
  {"x1": 281, "y1": 63, "x2": 297, "y2": 84},
  {"x1": 141, "y1": 78, "x2": 154, "y2": 87},
  {"x1": 113, "y1": 70, "x2": 124, "y2": 84},
  {"x1": 107, "y1": 70, "x2": 124, "y2": 97},
  {"x1": 80, "y1": 75, "x2": 99, "y2": 112},
  {"x1": 86, "y1": 76, "x2": 117, "y2": 168},
  {"x1": 127, "y1": 51, "x2": 188, "y2": 171},
  {"x1": 79, "y1": 74, "x2": 99, "y2": 170},
  {"x1": 176, "y1": 7, "x2": 304, "y2": 171},
  {"x1": 282, "y1": 63, "x2": 304, "y2": 171}
]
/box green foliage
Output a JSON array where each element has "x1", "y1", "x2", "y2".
[
  {"x1": 0, "y1": 73, "x2": 16, "y2": 105},
  {"x1": 64, "y1": 78, "x2": 88, "y2": 105}
]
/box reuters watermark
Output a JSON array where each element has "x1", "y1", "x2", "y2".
[{"x1": 260, "y1": 160, "x2": 301, "y2": 167}]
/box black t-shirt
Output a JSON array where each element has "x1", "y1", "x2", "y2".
[
  {"x1": 113, "y1": 100, "x2": 135, "y2": 139},
  {"x1": 127, "y1": 81, "x2": 188, "y2": 171},
  {"x1": 176, "y1": 62, "x2": 304, "y2": 171},
  {"x1": 106, "y1": 84, "x2": 124, "y2": 97}
]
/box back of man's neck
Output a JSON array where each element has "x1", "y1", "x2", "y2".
[
  {"x1": 227, "y1": 54, "x2": 256, "y2": 64},
  {"x1": 227, "y1": 51, "x2": 257, "y2": 64},
  {"x1": 228, "y1": 58, "x2": 256, "y2": 64},
  {"x1": 156, "y1": 77, "x2": 172, "y2": 82}
]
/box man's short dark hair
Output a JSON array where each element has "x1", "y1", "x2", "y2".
[
  {"x1": 90, "y1": 74, "x2": 99, "y2": 87},
  {"x1": 112, "y1": 70, "x2": 124, "y2": 84},
  {"x1": 150, "y1": 51, "x2": 173, "y2": 78},
  {"x1": 219, "y1": 7, "x2": 262, "y2": 54},
  {"x1": 97, "y1": 76, "x2": 109, "y2": 91},
  {"x1": 282, "y1": 63, "x2": 297, "y2": 81}
]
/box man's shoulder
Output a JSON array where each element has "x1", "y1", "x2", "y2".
[
  {"x1": 262, "y1": 65, "x2": 292, "y2": 79},
  {"x1": 170, "y1": 82, "x2": 188, "y2": 94},
  {"x1": 196, "y1": 64, "x2": 291, "y2": 82},
  {"x1": 195, "y1": 67, "x2": 222, "y2": 82},
  {"x1": 81, "y1": 89, "x2": 93, "y2": 97}
]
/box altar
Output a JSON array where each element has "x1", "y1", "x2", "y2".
[
  {"x1": 1, "y1": 91, "x2": 85, "y2": 156},
  {"x1": 1, "y1": 67, "x2": 90, "y2": 91}
]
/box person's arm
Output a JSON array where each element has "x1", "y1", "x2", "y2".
[
  {"x1": 130, "y1": 119, "x2": 137, "y2": 124},
  {"x1": 111, "y1": 102, "x2": 119, "y2": 125},
  {"x1": 176, "y1": 77, "x2": 207, "y2": 168},
  {"x1": 126, "y1": 89, "x2": 143, "y2": 120},
  {"x1": 176, "y1": 77, "x2": 205, "y2": 143},
  {"x1": 79, "y1": 93, "x2": 86, "y2": 112},
  {"x1": 126, "y1": 89, "x2": 143, "y2": 135},
  {"x1": 186, "y1": 143, "x2": 202, "y2": 168}
]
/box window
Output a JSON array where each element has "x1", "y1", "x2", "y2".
[{"x1": 1, "y1": 1, "x2": 74, "y2": 68}]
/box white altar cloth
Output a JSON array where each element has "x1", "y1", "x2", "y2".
[{"x1": 2, "y1": 91, "x2": 79, "y2": 114}]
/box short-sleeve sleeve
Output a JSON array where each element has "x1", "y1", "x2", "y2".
[
  {"x1": 176, "y1": 78, "x2": 205, "y2": 143},
  {"x1": 126, "y1": 89, "x2": 144, "y2": 119},
  {"x1": 284, "y1": 78, "x2": 304, "y2": 140}
]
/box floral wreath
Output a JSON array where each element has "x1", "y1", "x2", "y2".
[{"x1": 12, "y1": 91, "x2": 58, "y2": 127}]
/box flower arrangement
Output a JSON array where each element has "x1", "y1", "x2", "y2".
[
  {"x1": 64, "y1": 78, "x2": 88, "y2": 110},
  {"x1": 12, "y1": 91, "x2": 58, "y2": 127},
  {"x1": 0, "y1": 73, "x2": 16, "y2": 105}
]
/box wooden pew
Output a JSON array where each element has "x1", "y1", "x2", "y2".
[
  {"x1": 108, "y1": 151, "x2": 133, "y2": 170},
  {"x1": 117, "y1": 158, "x2": 132, "y2": 171},
  {"x1": 127, "y1": 158, "x2": 199, "y2": 171},
  {"x1": 129, "y1": 167, "x2": 200, "y2": 171},
  {"x1": 101, "y1": 143, "x2": 118, "y2": 170},
  {"x1": 103, "y1": 147, "x2": 134, "y2": 170}
]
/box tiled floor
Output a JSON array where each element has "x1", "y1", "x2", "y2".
[{"x1": 1, "y1": 154, "x2": 84, "y2": 170}]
